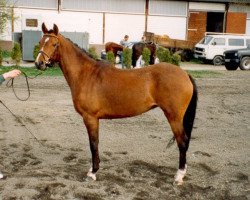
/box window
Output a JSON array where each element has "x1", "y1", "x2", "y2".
[
  {"x1": 213, "y1": 38, "x2": 225, "y2": 45},
  {"x1": 199, "y1": 36, "x2": 213, "y2": 45},
  {"x1": 228, "y1": 39, "x2": 244, "y2": 46},
  {"x1": 246, "y1": 39, "x2": 250, "y2": 46}
]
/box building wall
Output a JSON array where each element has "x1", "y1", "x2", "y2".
[
  {"x1": 148, "y1": 0, "x2": 188, "y2": 40},
  {"x1": 187, "y1": 12, "x2": 207, "y2": 42},
  {"x1": 105, "y1": 14, "x2": 145, "y2": 43},
  {"x1": 247, "y1": 13, "x2": 250, "y2": 35},
  {"x1": 226, "y1": 12, "x2": 247, "y2": 34},
  {"x1": 1, "y1": 0, "x2": 250, "y2": 46}
]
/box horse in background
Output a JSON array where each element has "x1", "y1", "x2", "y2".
[
  {"x1": 105, "y1": 42, "x2": 123, "y2": 57},
  {"x1": 132, "y1": 42, "x2": 157, "y2": 67}
]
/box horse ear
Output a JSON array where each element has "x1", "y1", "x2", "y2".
[
  {"x1": 42, "y1": 23, "x2": 48, "y2": 34},
  {"x1": 53, "y1": 24, "x2": 59, "y2": 35}
]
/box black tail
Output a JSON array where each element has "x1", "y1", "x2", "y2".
[
  {"x1": 166, "y1": 75, "x2": 198, "y2": 149},
  {"x1": 183, "y1": 75, "x2": 198, "y2": 144}
]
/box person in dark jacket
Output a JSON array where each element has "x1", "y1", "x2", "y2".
[{"x1": 0, "y1": 69, "x2": 21, "y2": 179}]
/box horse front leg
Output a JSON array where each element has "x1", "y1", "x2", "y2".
[{"x1": 83, "y1": 115, "x2": 100, "y2": 181}]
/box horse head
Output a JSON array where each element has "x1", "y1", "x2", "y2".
[{"x1": 35, "y1": 23, "x2": 60, "y2": 70}]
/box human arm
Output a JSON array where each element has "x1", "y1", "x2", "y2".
[{"x1": 0, "y1": 69, "x2": 21, "y2": 85}]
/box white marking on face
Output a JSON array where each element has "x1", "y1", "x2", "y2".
[
  {"x1": 45, "y1": 37, "x2": 50, "y2": 43},
  {"x1": 35, "y1": 47, "x2": 44, "y2": 62}
]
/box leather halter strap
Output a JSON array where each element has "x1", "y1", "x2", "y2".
[
  {"x1": 43, "y1": 34, "x2": 59, "y2": 40},
  {"x1": 38, "y1": 34, "x2": 59, "y2": 60}
]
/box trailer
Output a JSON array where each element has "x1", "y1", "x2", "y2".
[{"x1": 144, "y1": 32, "x2": 196, "y2": 61}]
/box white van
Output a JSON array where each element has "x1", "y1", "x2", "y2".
[{"x1": 194, "y1": 33, "x2": 250, "y2": 65}]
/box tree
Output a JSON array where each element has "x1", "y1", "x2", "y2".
[
  {"x1": 0, "y1": 0, "x2": 12, "y2": 36},
  {"x1": 11, "y1": 42, "x2": 21, "y2": 66}
]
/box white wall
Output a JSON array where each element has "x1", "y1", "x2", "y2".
[
  {"x1": 147, "y1": 16, "x2": 187, "y2": 40},
  {"x1": 3, "y1": 7, "x2": 187, "y2": 44},
  {"x1": 6, "y1": 8, "x2": 103, "y2": 44},
  {"x1": 189, "y1": 2, "x2": 225, "y2": 11},
  {"x1": 105, "y1": 13, "x2": 145, "y2": 43}
]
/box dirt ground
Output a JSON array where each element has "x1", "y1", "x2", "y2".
[{"x1": 0, "y1": 67, "x2": 249, "y2": 200}]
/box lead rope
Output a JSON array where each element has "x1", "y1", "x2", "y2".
[
  {"x1": 0, "y1": 70, "x2": 44, "y2": 146},
  {"x1": 0, "y1": 99, "x2": 44, "y2": 146},
  {"x1": 6, "y1": 70, "x2": 43, "y2": 101}
]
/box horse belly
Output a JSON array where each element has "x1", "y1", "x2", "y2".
[{"x1": 100, "y1": 94, "x2": 156, "y2": 119}]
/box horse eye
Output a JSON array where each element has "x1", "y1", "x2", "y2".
[{"x1": 53, "y1": 43, "x2": 57, "y2": 47}]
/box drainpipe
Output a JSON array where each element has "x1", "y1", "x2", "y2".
[
  {"x1": 58, "y1": 0, "x2": 61, "y2": 13},
  {"x1": 102, "y1": 12, "x2": 105, "y2": 44},
  {"x1": 145, "y1": 0, "x2": 149, "y2": 33},
  {"x1": 224, "y1": 2, "x2": 229, "y2": 33}
]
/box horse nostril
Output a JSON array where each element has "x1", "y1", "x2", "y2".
[
  {"x1": 35, "y1": 61, "x2": 39, "y2": 68},
  {"x1": 35, "y1": 61, "x2": 44, "y2": 68}
]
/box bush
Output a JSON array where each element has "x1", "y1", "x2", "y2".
[
  {"x1": 171, "y1": 53, "x2": 181, "y2": 66},
  {"x1": 156, "y1": 46, "x2": 171, "y2": 63},
  {"x1": 106, "y1": 51, "x2": 115, "y2": 65},
  {"x1": 11, "y1": 42, "x2": 22, "y2": 66},
  {"x1": 33, "y1": 43, "x2": 40, "y2": 60},
  {"x1": 122, "y1": 48, "x2": 132, "y2": 69},
  {"x1": 88, "y1": 47, "x2": 99, "y2": 60},
  {"x1": 142, "y1": 47, "x2": 151, "y2": 66},
  {"x1": 156, "y1": 46, "x2": 181, "y2": 66}
]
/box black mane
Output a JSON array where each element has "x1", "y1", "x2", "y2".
[
  {"x1": 65, "y1": 37, "x2": 100, "y2": 61},
  {"x1": 47, "y1": 29, "x2": 99, "y2": 61}
]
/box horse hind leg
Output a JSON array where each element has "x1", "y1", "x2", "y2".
[{"x1": 168, "y1": 119, "x2": 190, "y2": 185}]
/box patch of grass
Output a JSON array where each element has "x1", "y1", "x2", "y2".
[
  {"x1": 189, "y1": 58, "x2": 204, "y2": 64},
  {"x1": 187, "y1": 70, "x2": 222, "y2": 78},
  {"x1": 0, "y1": 66, "x2": 62, "y2": 76}
]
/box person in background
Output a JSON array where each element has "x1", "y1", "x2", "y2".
[
  {"x1": 119, "y1": 35, "x2": 130, "y2": 68},
  {"x1": 0, "y1": 69, "x2": 21, "y2": 179},
  {"x1": 120, "y1": 35, "x2": 129, "y2": 48}
]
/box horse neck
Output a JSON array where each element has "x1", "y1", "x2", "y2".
[{"x1": 57, "y1": 35, "x2": 97, "y2": 87}]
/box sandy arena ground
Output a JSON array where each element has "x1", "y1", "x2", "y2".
[{"x1": 0, "y1": 65, "x2": 249, "y2": 200}]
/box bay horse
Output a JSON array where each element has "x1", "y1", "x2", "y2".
[
  {"x1": 35, "y1": 23, "x2": 198, "y2": 185},
  {"x1": 132, "y1": 42, "x2": 156, "y2": 67},
  {"x1": 105, "y1": 42, "x2": 123, "y2": 57}
]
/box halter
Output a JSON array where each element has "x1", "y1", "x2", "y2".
[{"x1": 38, "y1": 34, "x2": 59, "y2": 62}]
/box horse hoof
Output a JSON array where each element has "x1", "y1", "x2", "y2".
[
  {"x1": 84, "y1": 176, "x2": 95, "y2": 182},
  {"x1": 173, "y1": 179, "x2": 184, "y2": 186},
  {"x1": 174, "y1": 165, "x2": 187, "y2": 186},
  {"x1": 86, "y1": 168, "x2": 96, "y2": 181}
]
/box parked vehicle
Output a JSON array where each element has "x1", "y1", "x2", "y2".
[
  {"x1": 224, "y1": 45, "x2": 250, "y2": 70},
  {"x1": 194, "y1": 33, "x2": 250, "y2": 65}
]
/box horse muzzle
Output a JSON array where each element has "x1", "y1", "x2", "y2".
[{"x1": 35, "y1": 61, "x2": 48, "y2": 71}]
